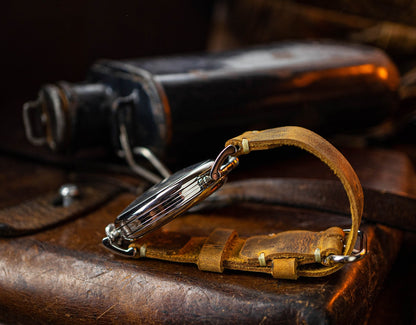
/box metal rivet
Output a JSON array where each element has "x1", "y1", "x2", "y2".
[
  {"x1": 59, "y1": 184, "x2": 80, "y2": 207},
  {"x1": 241, "y1": 138, "x2": 250, "y2": 154},
  {"x1": 139, "y1": 244, "x2": 147, "y2": 258},
  {"x1": 314, "y1": 248, "x2": 321, "y2": 263}
]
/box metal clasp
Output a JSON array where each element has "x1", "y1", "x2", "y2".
[
  {"x1": 210, "y1": 145, "x2": 238, "y2": 181},
  {"x1": 113, "y1": 90, "x2": 171, "y2": 184},
  {"x1": 324, "y1": 229, "x2": 367, "y2": 265},
  {"x1": 102, "y1": 223, "x2": 137, "y2": 257}
]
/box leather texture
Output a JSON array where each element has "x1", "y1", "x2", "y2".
[
  {"x1": 130, "y1": 227, "x2": 344, "y2": 279},
  {"x1": 225, "y1": 126, "x2": 364, "y2": 277},
  {"x1": 0, "y1": 182, "x2": 122, "y2": 236},
  {"x1": 0, "y1": 148, "x2": 409, "y2": 324}
]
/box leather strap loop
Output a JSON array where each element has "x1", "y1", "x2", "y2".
[
  {"x1": 197, "y1": 228, "x2": 237, "y2": 273},
  {"x1": 225, "y1": 126, "x2": 364, "y2": 277},
  {"x1": 272, "y1": 258, "x2": 298, "y2": 280}
]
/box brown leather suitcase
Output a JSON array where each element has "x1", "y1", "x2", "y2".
[{"x1": 0, "y1": 145, "x2": 413, "y2": 324}]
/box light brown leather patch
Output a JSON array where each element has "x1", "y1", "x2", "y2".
[{"x1": 239, "y1": 227, "x2": 344, "y2": 265}]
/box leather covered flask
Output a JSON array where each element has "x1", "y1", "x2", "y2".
[
  {"x1": 22, "y1": 41, "x2": 399, "y2": 177},
  {"x1": 103, "y1": 126, "x2": 366, "y2": 279}
]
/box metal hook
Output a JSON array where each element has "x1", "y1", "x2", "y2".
[{"x1": 102, "y1": 223, "x2": 137, "y2": 257}]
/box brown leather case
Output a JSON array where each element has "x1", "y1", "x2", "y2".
[{"x1": 0, "y1": 147, "x2": 413, "y2": 324}]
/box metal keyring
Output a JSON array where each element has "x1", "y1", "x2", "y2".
[{"x1": 324, "y1": 229, "x2": 367, "y2": 265}]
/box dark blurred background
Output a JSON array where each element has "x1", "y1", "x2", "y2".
[
  {"x1": 0, "y1": 1, "x2": 217, "y2": 149},
  {"x1": 1, "y1": 0, "x2": 416, "y2": 155}
]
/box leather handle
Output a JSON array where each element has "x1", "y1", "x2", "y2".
[{"x1": 225, "y1": 126, "x2": 364, "y2": 277}]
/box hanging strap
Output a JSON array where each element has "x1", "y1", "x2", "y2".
[{"x1": 129, "y1": 126, "x2": 364, "y2": 279}]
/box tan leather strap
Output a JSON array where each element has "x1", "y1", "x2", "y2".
[
  {"x1": 129, "y1": 126, "x2": 363, "y2": 278},
  {"x1": 225, "y1": 126, "x2": 364, "y2": 276},
  {"x1": 130, "y1": 227, "x2": 345, "y2": 279}
]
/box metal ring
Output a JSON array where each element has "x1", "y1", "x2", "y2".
[
  {"x1": 210, "y1": 145, "x2": 238, "y2": 181},
  {"x1": 324, "y1": 229, "x2": 367, "y2": 265}
]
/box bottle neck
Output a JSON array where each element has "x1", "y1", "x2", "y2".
[{"x1": 23, "y1": 82, "x2": 113, "y2": 152}]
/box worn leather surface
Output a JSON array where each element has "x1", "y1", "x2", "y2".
[
  {"x1": 0, "y1": 194, "x2": 402, "y2": 325},
  {"x1": 0, "y1": 182, "x2": 122, "y2": 236},
  {"x1": 0, "y1": 147, "x2": 412, "y2": 324}
]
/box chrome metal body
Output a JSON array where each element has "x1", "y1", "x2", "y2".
[{"x1": 103, "y1": 146, "x2": 238, "y2": 256}]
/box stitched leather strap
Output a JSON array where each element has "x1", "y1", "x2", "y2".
[
  {"x1": 130, "y1": 227, "x2": 345, "y2": 279},
  {"x1": 225, "y1": 126, "x2": 364, "y2": 276}
]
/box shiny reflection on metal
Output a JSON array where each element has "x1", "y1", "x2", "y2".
[
  {"x1": 119, "y1": 124, "x2": 163, "y2": 183},
  {"x1": 103, "y1": 144, "x2": 239, "y2": 256},
  {"x1": 210, "y1": 145, "x2": 237, "y2": 181},
  {"x1": 105, "y1": 223, "x2": 121, "y2": 243},
  {"x1": 324, "y1": 229, "x2": 367, "y2": 264},
  {"x1": 117, "y1": 146, "x2": 171, "y2": 180},
  {"x1": 102, "y1": 236, "x2": 137, "y2": 257},
  {"x1": 115, "y1": 161, "x2": 220, "y2": 239},
  {"x1": 132, "y1": 147, "x2": 171, "y2": 178},
  {"x1": 58, "y1": 184, "x2": 80, "y2": 207},
  {"x1": 102, "y1": 223, "x2": 137, "y2": 257}
]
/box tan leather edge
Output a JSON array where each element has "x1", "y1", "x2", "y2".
[{"x1": 225, "y1": 126, "x2": 364, "y2": 277}]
